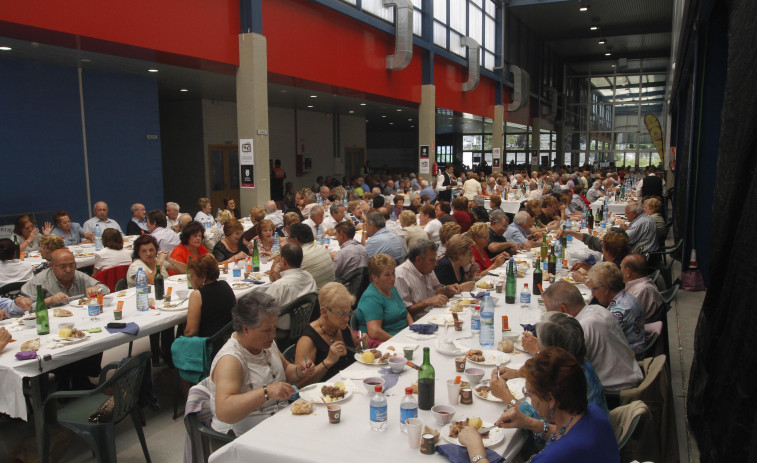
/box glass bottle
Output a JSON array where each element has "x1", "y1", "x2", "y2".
[
  {"x1": 418, "y1": 347, "x2": 435, "y2": 410},
  {"x1": 35, "y1": 285, "x2": 49, "y2": 335}
]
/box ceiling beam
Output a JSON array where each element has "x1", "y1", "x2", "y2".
[
  {"x1": 566, "y1": 49, "x2": 670, "y2": 63},
  {"x1": 506, "y1": 0, "x2": 574, "y2": 7},
  {"x1": 539, "y1": 22, "x2": 671, "y2": 41}
]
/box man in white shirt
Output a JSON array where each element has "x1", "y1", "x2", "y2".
[
  {"x1": 82, "y1": 201, "x2": 124, "y2": 235},
  {"x1": 263, "y1": 200, "x2": 284, "y2": 230},
  {"x1": 166, "y1": 202, "x2": 181, "y2": 232},
  {"x1": 279, "y1": 223, "x2": 335, "y2": 289},
  {"x1": 266, "y1": 243, "x2": 318, "y2": 337},
  {"x1": 302, "y1": 205, "x2": 325, "y2": 237},
  {"x1": 147, "y1": 210, "x2": 180, "y2": 254},
  {"x1": 321, "y1": 203, "x2": 346, "y2": 235},
  {"x1": 621, "y1": 254, "x2": 665, "y2": 322},
  {"x1": 543, "y1": 281, "x2": 643, "y2": 391}
]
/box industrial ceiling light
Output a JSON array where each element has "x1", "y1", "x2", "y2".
[
  {"x1": 598, "y1": 38, "x2": 606, "y2": 44},
  {"x1": 579, "y1": 1, "x2": 589, "y2": 12},
  {"x1": 605, "y1": 51, "x2": 612, "y2": 56},
  {"x1": 0, "y1": 46, "x2": 11, "y2": 51},
  {"x1": 590, "y1": 25, "x2": 598, "y2": 31}
]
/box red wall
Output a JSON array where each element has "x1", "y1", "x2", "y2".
[{"x1": 434, "y1": 56, "x2": 499, "y2": 118}]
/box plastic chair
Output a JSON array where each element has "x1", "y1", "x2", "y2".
[
  {"x1": 609, "y1": 400, "x2": 650, "y2": 450},
  {"x1": 184, "y1": 379, "x2": 234, "y2": 463},
  {"x1": 635, "y1": 332, "x2": 659, "y2": 360},
  {"x1": 43, "y1": 352, "x2": 152, "y2": 463},
  {"x1": 93, "y1": 265, "x2": 130, "y2": 292},
  {"x1": 115, "y1": 277, "x2": 129, "y2": 291},
  {"x1": 661, "y1": 284, "x2": 679, "y2": 305},
  {"x1": 0, "y1": 281, "x2": 24, "y2": 299},
  {"x1": 648, "y1": 269, "x2": 661, "y2": 289},
  {"x1": 282, "y1": 344, "x2": 296, "y2": 363},
  {"x1": 336, "y1": 267, "x2": 370, "y2": 310},
  {"x1": 278, "y1": 293, "x2": 318, "y2": 351},
  {"x1": 645, "y1": 239, "x2": 682, "y2": 288}
]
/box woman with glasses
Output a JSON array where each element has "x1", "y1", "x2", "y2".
[
  {"x1": 294, "y1": 282, "x2": 367, "y2": 386},
  {"x1": 13, "y1": 215, "x2": 52, "y2": 253},
  {"x1": 457, "y1": 347, "x2": 619, "y2": 463},
  {"x1": 356, "y1": 253, "x2": 413, "y2": 344}
]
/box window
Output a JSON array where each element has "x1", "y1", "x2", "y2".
[{"x1": 436, "y1": 145, "x2": 454, "y2": 164}]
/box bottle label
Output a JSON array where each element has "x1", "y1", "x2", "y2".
[
  {"x1": 88, "y1": 304, "x2": 100, "y2": 317},
  {"x1": 520, "y1": 293, "x2": 531, "y2": 304},
  {"x1": 370, "y1": 405, "x2": 387, "y2": 422},
  {"x1": 471, "y1": 319, "x2": 480, "y2": 331},
  {"x1": 400, "y1": 406, "x2": 417, "y2": 424}
]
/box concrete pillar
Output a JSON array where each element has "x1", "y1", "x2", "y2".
[
  {"x1": 531, "y1": 117, "x2": 540, "y2": 169},
  {"x1": 492, "y1": 105, "x2": 504, "y2": 173},
  {"x1": 237, "y1": 33, "x2": 270, "y2": 212},
  {"x1": 418, "y1": 84, "x2": 436, "y2": 181}
]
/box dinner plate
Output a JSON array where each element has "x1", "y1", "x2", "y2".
[
  {"x1": 444, "y1": 304, "x2": 471, "y2": 315},
  {"x1": 428, "y1": 315, "x2": 455, "y2": 326},
  {"x1": 441, "y1": 420, "x2": 506, "y2": 448},
  {"x1": 353, "y1": 352, "x2": 388, "y2": 366},
  {"x1": 298, "y1": 382, "x2": 353, "y2": 404},
  {"x1": 51, "y1": 333, "x2": 91, "y2": 344},
  {"x1": 435, "y1": 339, "x2": 467, "y2": 356},
  {"x1": 160, "y1": 301, "x2": 190, "y2": 312},
  {"x1": 74, "y1": 252, "x2": 95, "y2": 257},
  {"x1": 513, "y1": 340, "x2": 527, "y2": 353},
  {"x1": 67, "y1": 298, "x2": 93, "y2": 308},
  {"x1": 467, "y1": 350, "x2": 511, "y2": 366},
  {"x1": 231, "y1": 282, "x2": 254, "y2": 290},
  {"x1": 473, "y1": 378, "x2": 527, "y2": 403},
  {"x1": 168, "y1": 274, "x2": 188, "y2": 282}
]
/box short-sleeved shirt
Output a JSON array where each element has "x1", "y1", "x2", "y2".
[
  {"x1": 20, "y1": 268, "x2": 109, "y2": 304},
  {"x1": 333, "y1": 239, "x2": 368, "y2": 279},
  {"x1": 82, "y1": 217, "x2": 123, "y2": 235},
  {"x1": 365, "y1": 228, "x2": 405, "y2": 262},
  {"x1": 394, "y1": 260, "x2": 443, "y2": 320},
  {"x1": 52, "y1": 222, "x2": 88, "y2": 246},
  {"x1": 607, "y1": 290, "x2": 646, "y2": 353},
  {"x1": 301, "y1": 242, "x2": 336, "y2": 289},
  {"x1": 356, "y1": 284, "x2": 408, "y2": 336},
  {"x1": 530, "y1": 403, "x2": 619, "y2": 462},
  {"x1": 503, "y1": 223, "x2": 529, "y2": 245}
]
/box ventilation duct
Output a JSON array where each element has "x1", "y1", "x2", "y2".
[
  {"x1": 507, "y1": 65, "x2": 529, "y2": 112},
  {"x1": 384, "y1": 0, "x2": 413, "y2": 70},
  {"x1": 461, "y1": 37, "x2": 480, "y2": 92}
]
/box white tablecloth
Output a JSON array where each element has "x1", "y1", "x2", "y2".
[
  {"x1": 589, "y1": 199, "x2": 627, "y2": 216},
  {"x1": 484, "y1": 199, "x2": 522, "y2": 214},
  {"x1": 209, "y1": 242, "x2": 595, "y2": 462}
]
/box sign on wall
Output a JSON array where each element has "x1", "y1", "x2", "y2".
[
  {"x1": 492, "y1": 148, "x2": 501, "y2": 167},
  {"x1": 419, "y1": 145, "x2": 430, "y2": 159},
  {"x1": 420, "y1": 159, "x2": 430, "y2": 174},
  {"x1": 240, "y1": 138, "x2": 255, "y2": 188}
]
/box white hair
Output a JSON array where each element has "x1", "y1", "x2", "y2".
[
  {"x1": 421, "y1": 179, "x2": 429, "y2": 187},
  {"x1": 166, "y1": 202, "x2": 180, "y2": 211},
  {"x1": 514, "y1": 211, "x2": 530, "y2": 226}
]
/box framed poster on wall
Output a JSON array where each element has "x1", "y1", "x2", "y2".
[
  {"x1": 419, "y1": 145, "x2": 430, "y2": 159},
  {"x1": 240, "y1": 138, "x2": 255, "y2": 188}
]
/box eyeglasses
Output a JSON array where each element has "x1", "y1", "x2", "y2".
[{"x1": 326, "y1": 306, "x2": 352, "y2": 319}]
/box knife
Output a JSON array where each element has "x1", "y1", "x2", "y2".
[{"x1": 478, "y1": 426, "x2": 496, "y2": 435}]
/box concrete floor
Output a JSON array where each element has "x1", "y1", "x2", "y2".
[{"x1": 0, "y1": 244, "x2": 705, "y2": 463}]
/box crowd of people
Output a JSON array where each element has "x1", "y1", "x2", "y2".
[{"x1": 0, "y1": 163, "x2": 669, "y2": 461}]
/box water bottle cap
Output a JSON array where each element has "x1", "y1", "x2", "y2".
[
  {"x1": 375, "y1": 385, "x2": 382, "y2": 393},
  {"x1": 405, "y1": 387, "x2": 413, "y2": 394}
]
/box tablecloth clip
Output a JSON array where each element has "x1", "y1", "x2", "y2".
[{"x1": 37, "y1": 353, "x2": 52, "y2": 372}]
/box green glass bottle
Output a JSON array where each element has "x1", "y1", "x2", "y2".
[
  {"x1": 186, "y1": 256, "x2": 193, "y2": 289},
  {"x1": 505, "y1": 258, "x2": 517, "y2": 304},
  {"x1": 154, "y1": 264, "x2": 164, "y2": 300},
  {"x1": 540, "y1": 235, "x2": 548, "y2": 261},
  {"x1": 252, "y1": 239, "x2": 260, "y2": 272},
  {"x1": 418, "y1": 347, "x2": 435, "y2": 410},
  {"x1": 35, "y1": 285, "x2": 50, "y2": 335},
  {"x1": 533, "y1": 258, "x2": 543, "y2": 295},
  {"x1": 548, "y1": 246, "x2": 557, "y2": 276}
]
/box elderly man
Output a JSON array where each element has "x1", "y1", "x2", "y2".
[
  {"x1": 331, "y1": 221, "x2": 368, "y2": 279},
  {"x1": 541, "y1": 281, "x2": 642, "y2": 391},
  {"x1": 470, "y1": 195, "x2": 489, "y2": 223},
  {"x1": 620, "y1": 201, "x2": 659, "y2": 254},
  {"x1": 621, "y1": 254, "x2": 665, "y2": 322},
  {"x1": 318, "y1": 186, "x2": 332, "y2": 205},
  {"x1": 302, "y1": 205, "x2": 325, "y2": 238},
  {"x1": 419, "y1": 179, "x2": 436, "y2": 203},
  {"x1": 278, "y1": 223, "x2": 334, "y2": 289},
  {"x1": 382, "y1": 180, "x2": 395, "y2": 196},
  {"x1": 487, "y1": 210, "x2": 518, "y2": 258},
  {"x1": 567, "y1": 185, "x2": 586, "y2": 214},
  {"x1": 264, "y1": 200, "x2": 284, "y2": 230},
  {"x1": 83, "y1": 201, "x2": 123, "y2": 235},
  {"x1": 363, "y1": 212, "x2": 406, "y2": 262},
  {"x1": 322, "y1": 203, "x2": 346, "y2": 234},
  {"x1": 124, "y1": 203, "x2": 148, "y2": 235},
  {"x1": 395, "y1": 239, "x2": 460, "y2": 320},
  {"x1": 586, "y1": 262, "x2": 645, "y2": 354},
  {"x1": 165, "y1": 202, "x2": 181, "y2": 232},
  {"x1": 147, "y1": 210, "x2": 180, "y2": 253},
  {"x1": 503, "y1": 211, "x2": 540, "y2": 249},
  {"x1": 301, "y1": 190, "x2": 318, "y2": 219},
  {"x1": 178, "y1": 213, "x2": 193, "y2": 231},
  {"x1": 266, "y1": 243, "x2": 318, "y2": 337},
  {"x1": 586, "y1": 181, "x2": 604, "y2": 203}
]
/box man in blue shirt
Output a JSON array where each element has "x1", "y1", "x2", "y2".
[
  {"x1": 504, "y1": 211, "x2": 540, "y2": 249},
  {"x1": 419, "y1": 179, "x2": 437, "y2": 203},
  {"x1": 363, "y1": 212, "x2": 406, "y2": 262}
]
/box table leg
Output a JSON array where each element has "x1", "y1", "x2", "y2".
[{"x1": 30, "y1": 374, "x2": 50, "y2": 463}]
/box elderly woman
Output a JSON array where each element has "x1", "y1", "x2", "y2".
[
  {"x1": 586, "y1": 262, "x2": 645, "y2": 353},
  {"x1": 212, "y1": 220, "x2": 250, "y2": 265},
  {"x1": 567, "y1": 230, "x2": 630, "y2": 283},
  {"x1": 34, "y1": 234, "x2": 65, "y2": 275},
  {"x1": 463, "y1": 172, "x2": 482, "y2": 200},
  {"x1": 13, "y1": 215, "x2": 52, "y2": 253},
  {"x1": 242, "y1": 206, "x2": 267, "y2": 243},
  {"x1": 169, "y1": 221, "x2": 210, "y2": 275},
  {"x1": 254, "y1": 219, "x2": 275, "y2": 256},
  {"x1": 470, "y1": 195, "x2": 489, "y2": 223},
  {"x1": 194, "y1": 197, "x2": 215, "y2": 227},
  {"x1": 451, "y1": 197, "x2": 472, "y2": 232},
  {"x1": 210, "y1": 292, "x2": 315, "y2": 435},
  {"x1": 206, "y1": 209, "x2": 234, "y2": 250},
  {"x1": 223, "y1": 197, "x2": 240, "y2": 219},
  {"x1": 51, "y1": 210, "x2": 93, "y2": 246},
  {"x1": 457, "y1": 347, "x2": 619, "y2": 463},
  {"x1": 0, "y1": 238, "x2": 33, "y2": 284},
  {"x1": 643, "y1": 197, "x2": 666, "y2": 234},
  {"x1": 93, "y1": 229, "x2": 133, "y2": 273},
  {"x1": 280, "y1": 212, "x2": 301, "y2": 244},
  {"x1": 468, "y1": 222, "x2": 507, "y2": 278},
  {"x1": 184, "y1": 254, "x2": 235, "y2": 337},
  {"x1": 356, "y1": 253, "x2": 413, "y2": 343},
  {"x1": 295, "y1": 282, "x2": 367, "y2": 386},
  {"x1": 489, "y1": 193, "x2": 502, "y2": 212},
  {"x1": 390, "y1": 196, "x2": 404, "y2": 220},
  {"x1": 399, "y1": 210, "x2": 428, "y2": 249},
  {"x1": 433, "y1": 234, "x2": 476, "y2": 291},
  {"x1": 127, "y1": 234, "x2": 169, "y2": 286},
  {"x1": 437, "y1": 221, "x2": 461, "y2": 259}
]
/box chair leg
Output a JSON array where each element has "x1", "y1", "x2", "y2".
[
  {"x1": 131, "y1": 409, "x2": 152, "y2": 463},
  {"x1": 173, "y1": 370, "x2": 183, "y2": 420},
  {"x1": 87, "y1": 424, "x2": 117, "y2": 463}
]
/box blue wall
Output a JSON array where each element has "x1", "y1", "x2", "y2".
[{"x1": 0, "y1": 58, "x2": 163, "y2": 229}]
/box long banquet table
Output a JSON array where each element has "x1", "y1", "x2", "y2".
[{"x1": 209, "y1": 237, "x2": 598, "y2": 462}]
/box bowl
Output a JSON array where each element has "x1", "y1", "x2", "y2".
[
  {"x1": 20, "y1": 316, "x2": 37, "y2": 328},
  {"x1": 176, "y1": 289, "x2": 189, "y2": 299},
  {"x1": 464, "y1": 367, "x2": 485, "y2": 386},
  {"x1": 501, "y1": 331, "x2": 520, "y2": 342},
  {"x1": 431, "y1": 404, "x2": 457, "y2": 425},
  {"x1": 102, "y1": 295, "x2": 116, "y2": 307},
  {"x1": 388, "y1": 356, "x2": 407, "y2": 373},
  {"x1": 362, "y1": 377, "x2": 385, "y2": 393}
]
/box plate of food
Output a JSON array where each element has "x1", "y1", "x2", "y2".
[
  {"x1": 473, "y1": 378, "x2": 527, "y2": 403},
  {"x1": 298, "y1": 381, "x2": 353, "y2": 403},
  {"x1": 74, "y1": 252, "x2": 95, "y2": 257},
  {"x1": 466, "y1": 349, "x2": 511, "y2": 366},
  {"x1": 560, "y1": 276, "x2": 578, "y2": 284},
  {"x1": 67, "y1": 297, "x2": 93, "y2": 308},
  {"x1": 513, "y1": 340, "x2": 528, "y2": 353},
  {"x1": 53, "y1": 308, "x2": 74, "y2": 317},
  {"x1": 445, "y1": 300, "x2": 474, "y2": 314},
  {"x1": 52, "y1": 329, "x2": 90, "y2": 344},
  {"x1": 475, "y1": 281, "x2": 494, "y2": 290},
  {"x1": 160, "y1": 301, "x2": 190, "y2": 311},
  {"x1": 168, "y1": 274, "x2": 188, "y2": 282},
  {"x1": 442, "y1": 418, "x2": 506, "y2": 448},
  {"x1": 231, "y1": 282, "x2": 253, "y2": 290},
  {"x1": 428, "y1": 315, "x2": 455, "y2": 326},
  {"x1": 354, "y1": 348, "x2": 399, "y2": 365}
]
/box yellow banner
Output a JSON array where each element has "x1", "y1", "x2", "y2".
[{"x1": 643, "y1": 114, "x2": 665, "y2": 163}]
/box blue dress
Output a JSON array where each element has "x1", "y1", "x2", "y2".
[{"x1": 530, "y1": 403, "x2": 619, "y2": 462}]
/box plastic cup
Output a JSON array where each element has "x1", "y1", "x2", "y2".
[
  {"x1": 114, "y1": 310, "x2": 123, "y2": 320},
  {"x1": 454, "y1": 357, "x2": 466, "y2": 372},
  {"x1": 403, "y1": 347, "x2": 414, "y2": 361},
  {"x1": 406, "y1": 418, "x2": 423, "y2": 448},
  {"x1": 327, "y1": 404, "x2": 341, "y2": 424},
  {"x1": 446, "y1": 380, "x2": 460, "y2": 405}
]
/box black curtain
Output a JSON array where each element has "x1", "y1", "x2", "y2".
[{"x1": 687, "y1": 0, "x2": 757, "y2": 460}]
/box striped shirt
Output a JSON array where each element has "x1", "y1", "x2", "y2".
[
  {"x1": 394, "y1": 260, "x2": 442, "y2": 320},
  {"x1": 625, "y1": 214, "x2": 659, "y2": 253},
  {"x1": 300, "y1": 242, "x2": 335, "y2": 289}
]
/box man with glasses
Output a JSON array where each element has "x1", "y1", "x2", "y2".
[
  {"x1": 486, "y1": 210, "x2": 519, "y2": 258},
  {"x1": 266, "y1": 243, "x2": 318, "y2": 339}
]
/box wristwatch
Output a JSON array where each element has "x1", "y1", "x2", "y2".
[
  {"x1": 504, "y1": 398, "x2": 518, "y2": 411},
  {"x1": 471, "y1": 455, "x2": 488, "y2": 463}
]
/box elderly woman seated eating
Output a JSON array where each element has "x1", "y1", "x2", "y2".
[{"x1": 210, "y1": 292, "x2": 315, "y2": 436}]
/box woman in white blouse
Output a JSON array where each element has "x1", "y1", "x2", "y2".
[
  {"x1": 0, "y1": 238, "x2": 33, "y2": 285},
  {"x1": 462, "y1": 172, "x2": 483, "y2": 200},
  {"x1": 93, "y1": 229, "x2": 132, "y2": 274},
  {"x1": 126, "y1": 235, "x2": 170, "y2": 286},
  {"x1": 194, "y1": 197, "x2": 216, "y2": 228}
]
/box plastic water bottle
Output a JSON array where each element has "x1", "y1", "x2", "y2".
[
  {"x1": 272, "y1": 232, "x2": 280, "y2": 254},
  {"x1": 565, "y1": 216, "x2": 572, "y2": 231},
  {"x1": 471, "y1": 306, "x2": 481, "y2": 333},
  {"x1": 399, "y1": 387, "x2": 418, "y2": 433},
  {"x1": 479, "y1": 294, "x2": 495, "y2": 347},
  {"x1": 553, "y1": 239, "x2": 563, "y2": 272},
  {"x1": 369, "y1": 385, "x2": 388, "y2": 432},
  {"x1": 135, "y1": 267, "x2": 149, "y2": 311},
  {"x1": 520, "y1": 283, "x2": 532, "y2": 309},
  {"x1": 316, "y1": 226, "x2": 323, "y2": 245},
  {"x1": 233, "y1": 260, "x2": 242, "y2": 279},
  {"x1": 94, "y1": 224, "x2": 103, "y2": 251},
  {"x1": 580, "y1": 213, "x2": 587, "y2": 229}
]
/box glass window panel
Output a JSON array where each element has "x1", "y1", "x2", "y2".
[
  {"x1": 469, "y1": 6, "x2": 482, "y2": 44},
  {"x1": 413, "y1": 8, "x2": 422, "y2": 36},
  {"x1": 229, "y1": 150, "x2": 239, "y2": 189},
  {"x1": 484, "y1": 135, "x2": 493, "y2": 150},
  {"x1": 470, "y1": 0, "x2": 482, "y2": 7},
  {"x1": 484, "y1": 51, "x2": 494, "y2": 71},
  {"x1": 485, "y1": 0, "x2": 496, "y2": 16},
  {"x1": 450, "y1": 32, "x2": 466, "y2": 56},
  {"x1": 363, "y1": 0, "x2": 394, "y2": 22},
  {"x1": 412, "y1": 0, "x2": 422, "y2": 8},
  {"x1": 434, "y1": 21, "x2": 447, "y2": 47},
  {"x1": 463, "y1": 135, "x2": 482, "y2": 150},
  {"x1": 450, "y1": 0, "x2": 466, "y2": 33},
  {"x1": 650, "y1": 152, "x2": 661, "y2": 167},
  {"x1": 484, "y1": 17, "x2": 495, "y2": 50},
  {"x1": 434, "y1": 0, "x2": 446, "y2": 22}
]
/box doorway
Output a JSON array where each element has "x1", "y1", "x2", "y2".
[
  {"x1": 344, "y1": 148, "x2": 365, "y2": 177},
  {"x1": 208, "y1": 144, "x2": 239, "y2": 212}
]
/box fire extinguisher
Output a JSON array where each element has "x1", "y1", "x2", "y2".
[{"x1": 432, "y1": 162, "x2": 438, "y2": 176}]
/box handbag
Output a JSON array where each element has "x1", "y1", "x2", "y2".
[{"x1": 681, "y1": 269, "x2": 706, "y2": 291}]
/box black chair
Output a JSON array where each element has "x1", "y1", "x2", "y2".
[
  {"x1": 282, "y1": 344, "x2": 296, "y2": 363},
  {"x1": 115, "y1": 277, "x2": 128, "y2": 291},
  {"x1": 0, "y1": 281, "x2": 24, "y2": 299},
  {"x1": 645, "y1": 239, "x2": 682, "y2": 288},
  {"x1": 661, "y1": 284, "x2": 679, "y2": 305},
  {"x1": 184, "y1": 379, "x2": 235, "y2": 463},
  {"x1": 658, "y1": 219, "x2": 673, "y2": 247},
  {"x1": 278, "y1": 293, "x2": 319, "y2": 351},
  {"x1": 336, "y1": 267, "x2": 370, "y2": 310}
]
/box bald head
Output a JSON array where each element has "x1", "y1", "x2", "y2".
[
  {"x1": 264, "y1": 200, "x2": 277, "y2": 214},
  {"x1": 93, "y1": 201, "x2": 109, "y2": 220},
  {"x1": 621, "y1": 254, "x2": 648, "y2": 283},
  {"x1": 542, "y1": 281, "x2": 586, "y2": 316}
]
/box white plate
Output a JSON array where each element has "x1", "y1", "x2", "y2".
[
  {"x1": 67, "y1": 298, "x2": 94, "y2": 308},
  {"x1": 441, "y1": 420, "x2": 506, "y2": 448},
  {"x1": 160, "y1": 302, "x2": 190, "y2": 312},
  {"x1": 467, "y1": 350, "x2": 511, "y2": 366},
  {"x1": 51, "y1": 333, "x2": 91, "y2": 344},
  {"x1": 473, "y1": 378, "x2": 527, "y2": 403},
  {"x1": 435, "y1": 339, "x2": 468, "y2": 356},
  {"x1": 167, "y1": 274, "x2": 188, "y2": 282},
  {"x1": 231, "y1": 282, "x2": 253, "y2": 290},
  {"x1": 428, "y1": 315, "x2": 455, "y2": 326},
  {"x1": 513, "y1": 340, "x2": 527, "y2": 353},
  {"x1": 353, "y1": 352, "x2": 388, "y2": 366},
  {"x1": 298, "y1": 382, "x2": 353, "y2": 404}
]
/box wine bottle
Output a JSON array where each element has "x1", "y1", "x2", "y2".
[
  {"x1": 418, "y1": 347, "x2": 435, "y2": 410},
  {"x1": 540, "y1": 235, "x2": 548, "y2": 261},
  {"x1": 154, "y1": 264, "x2": 165, "y2": 300},
  {"x1": 252, "y1": 239, "x2": 260, "y2": 272},
  {"x1": 533, "y1": 258, "x2": 543, "y2": 295},
  {"x1": 548, "y1": 246, "x2": 557, "y2": 276},
  {"x1": 505, "y1": 258, "x2": 517, "y2": 304},
  {"x1": 186, "y1": 256, "x2": 193, "y2": 289},
  {"x1": 35, "y1": 285, "x2": 50, "y2": 335}
]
